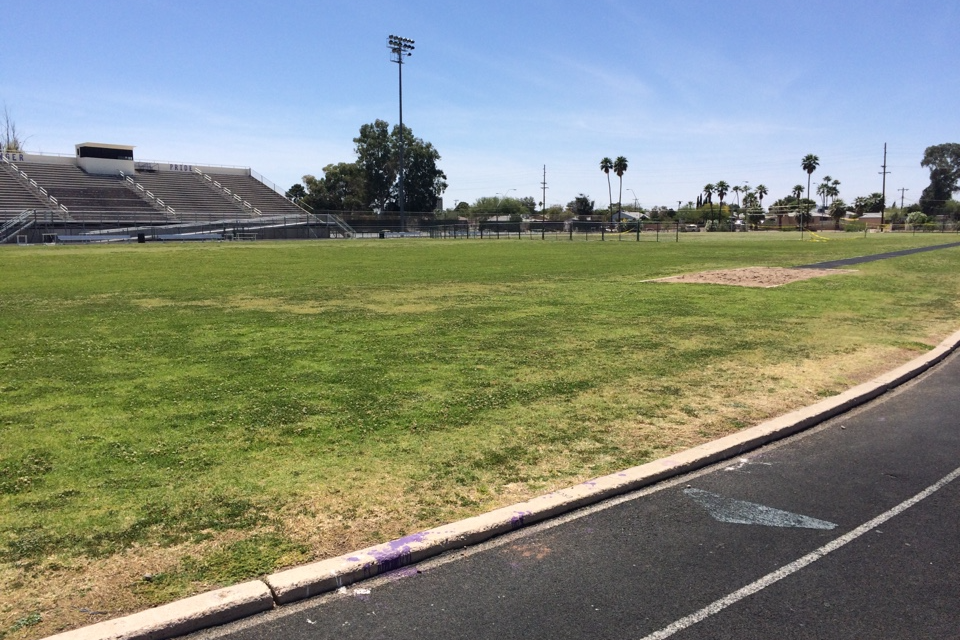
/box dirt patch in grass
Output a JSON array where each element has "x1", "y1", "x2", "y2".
[{"x1": 649, "y1": 266, "x2": 858, "y2": 288}]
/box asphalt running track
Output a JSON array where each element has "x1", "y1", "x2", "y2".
[
  {"x1": 189, "y1": 348, "x2": 960, "y2": 639},
  {"x1": 794, "y1": 240, "x2": 960, "y2": 269}
]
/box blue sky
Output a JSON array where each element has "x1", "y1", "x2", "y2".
[{"x1": 3, "y1": 0, "x2": 957, "y2": 210}]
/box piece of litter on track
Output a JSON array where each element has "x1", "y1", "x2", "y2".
[
  {"x1": 354, "y1": 588, "x2": 372, "y2": 595},
  {"x1": 336, "y1": 586, "x2": 348, "y2": 594},
  {"x1": 306, "y1": 619, "x2": 317, "y2": 625}
]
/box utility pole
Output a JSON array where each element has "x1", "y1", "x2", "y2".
[
  {"x1": 898, "y1": 187, "x2": 909, "y2": 211},
  {"x1": 388, "y1": 35, "x2": 415, "y2": 233},
  {"x1": 879, "y1": 143, "x2": 890, "y2": 228},
  {"x1": 540, "y1": 165, "x2": 548, "y2": 239}
]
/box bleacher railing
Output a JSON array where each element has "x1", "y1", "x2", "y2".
[
  {"x1": 0, "y1": 154, "x2": 71, "y2": 218},
  {"x1": 119, "y1": 171, "x2": 178, "y2": 217},
  {"x1": 194, "y1": 168, "x2": 262, "y2": 216}
]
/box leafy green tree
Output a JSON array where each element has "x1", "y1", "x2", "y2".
[
  {"x1": 944, "y1": 199, "x2": 960, "y2": 220},
  {"x1": 351, "y1": 120, "x2": 447, "y2": 214},
  {"x1": 907, "y1": 211, "x2": 930, "y2": 226},
  {"x1": 471, "y1": 196, "x2": 528, "y2": 218},
  {"x1": 568, "y1": 194, "x2": 595, "y2": 218},
  {"x1": 299, "y1": 162, "x2": 366, "y2": 211},
  {"x1": 396, "y1": 129, "x2": 447, "y2": 212},
  {"x1": 543, "y1": 204, "x2": 565, "y2": 220},
  {"x1": 600, "y1": 158, "x2": 613, "y2": 215},
  {"x1": 919, "y1": 143, "x2": 960, "y2": 216},
  {"x1": 518, "y1": 196, "x2": 538, "y2": 216},
  {"x1": 285, "y1": 183, "x2": 306, "y2": 203},
  {"x1": 613, "y1": 156, "x2": 628, "y2": 214},
  {"x1": 354, "y1": 120, "x2": 395, "y2": 212},
  {"x1": 677, "y1": 202, "x2": 701, "y2": 223}
]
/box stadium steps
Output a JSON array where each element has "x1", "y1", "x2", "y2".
[
  {"x1": 207, "y1": 173, "x2": 305, "y2": 217},
  {"x1": 117, "y1": 172, "x2": 179, "y2": 220},
  {"x1": 193, "y1": 170, "x2": 263, "y2": 217},
  {"x1": 205, "y1": 172, "x2": 355, "y2": 236},
  {"x1": 131, "y1": 170, "x2": 250, "y2": 221},
  {"x1": 14, "y1": 163, "x2": 162, "y2": 222},
  {"x1": 0, "y1": 209, "x2": 35, "y2": 242},
  {"x1": 0, "y1": 157, "x2": 67, "y2": 219}
]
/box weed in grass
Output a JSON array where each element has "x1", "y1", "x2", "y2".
[
  {"x1": 8, "y1": 613, "x2": 42, "y2": 634},
  {"x1": 0, "y1": 451, "x2": 53, "y2": 495}
]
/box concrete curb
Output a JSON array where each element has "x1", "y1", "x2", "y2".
[
  {"x1": 44, "y1": 328, "x2": 960, "y2": 639},
  {"x1": 44, "y1": 581, "x2": 273, "y2": 640}
]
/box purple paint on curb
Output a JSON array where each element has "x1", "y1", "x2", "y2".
[
  {"x1": 363, "y1": 531, "x2": 432, "y2": 573},
  {"x1": 510, "y1": 510, "x2": 532, "y2": 528}
]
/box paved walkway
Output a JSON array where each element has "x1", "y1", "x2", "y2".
[
  {"x1": 794, "y1": 240, "x2": 960, "y2": 269},
  {"x1": 191, "y1": 350, "x2": 960, "y2": 640}
]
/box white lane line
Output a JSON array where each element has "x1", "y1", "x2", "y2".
[{"x1": 640, "y1": 464, "x2": 960, "y2": 640}]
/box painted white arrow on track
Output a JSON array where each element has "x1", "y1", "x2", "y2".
[{"x1": 684, "y1": 488, "x2": 837, "y2": 530}]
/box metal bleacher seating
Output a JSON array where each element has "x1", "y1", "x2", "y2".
[
  {"x1": 17, "y1": 162, "x2": 161, "y2": 223},
  {"x1": 0, "y1": 167, "x2": 49, "y2": 220},
  {"x1": 130, "y1": 170, "x2": 246, "y2": 221},
  {"x1": 205, "y1": 173, "x2": 305, "y2": 217}
]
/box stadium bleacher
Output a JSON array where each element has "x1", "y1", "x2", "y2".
[
  {"x1": 0, "y1": 166, "x2": 49, "y2": 213},
  {"x1": 0, "y1": 143, "x2": 354, "y2": 242}
]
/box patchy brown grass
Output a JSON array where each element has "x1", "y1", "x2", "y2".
[{"x1": 3, "y1": 338, "x2": 937, "y2": 640}]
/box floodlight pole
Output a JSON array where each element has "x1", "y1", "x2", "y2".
[{"x1": 388, "y1": 35, "x2": 415, "y2": 233}]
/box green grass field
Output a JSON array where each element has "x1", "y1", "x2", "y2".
[{"x1": 2, "y1": 232, "x2": 960, "y2": 637}]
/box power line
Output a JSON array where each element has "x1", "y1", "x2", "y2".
[{"x1": 879, "y1": 143, "x2": 890, "y2": 225}]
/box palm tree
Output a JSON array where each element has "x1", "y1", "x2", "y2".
[
  {"x1": 702, "y1": 183, "x2": 714, "y2": 204},
  {"x1": 715, "y1": 180, "x2": 730, "y2": 226},
  {"x1": 732, "y1": 185, "x2": 742, "y2": 207},
  {"x1": 829, "y1": 198, "x2": 847, "y2": 230},
  {"x1": 702, "y1": 183, "x2": 715, "y2": 221},
  {"x1": 755, "y1": 184, "x2": 768, "y2": 211},
  {"x1": 817, "y1": 175, "x2": 832, "y2": 210},
  {"x1": 801, "y1": 153, "x2": 820, "y2": 228},
  {"x1": 600, "y1": 157, "x2": 613, "y2": 217},
  {"x1": 792, "y1": 184, "x2": 804, "y2": 201},
  {"x1": 613, "y1": 156, "x2": 628, "y2": 214}
]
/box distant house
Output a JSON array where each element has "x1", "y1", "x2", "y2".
[
  {"x1": 858, "y1": 212, "x2": 884, "y2": 229},
  {"x1": 611, "y1": 210, "x2": 648, "y2": 224}
]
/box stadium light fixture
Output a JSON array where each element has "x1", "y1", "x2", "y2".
[{"x1": 388, "y1": 35, "x2": 415, "y2": 232}]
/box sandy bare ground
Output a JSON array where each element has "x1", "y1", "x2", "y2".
[{"x1": 648, "y1": 266, "x2": 857, "y2": 288}]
